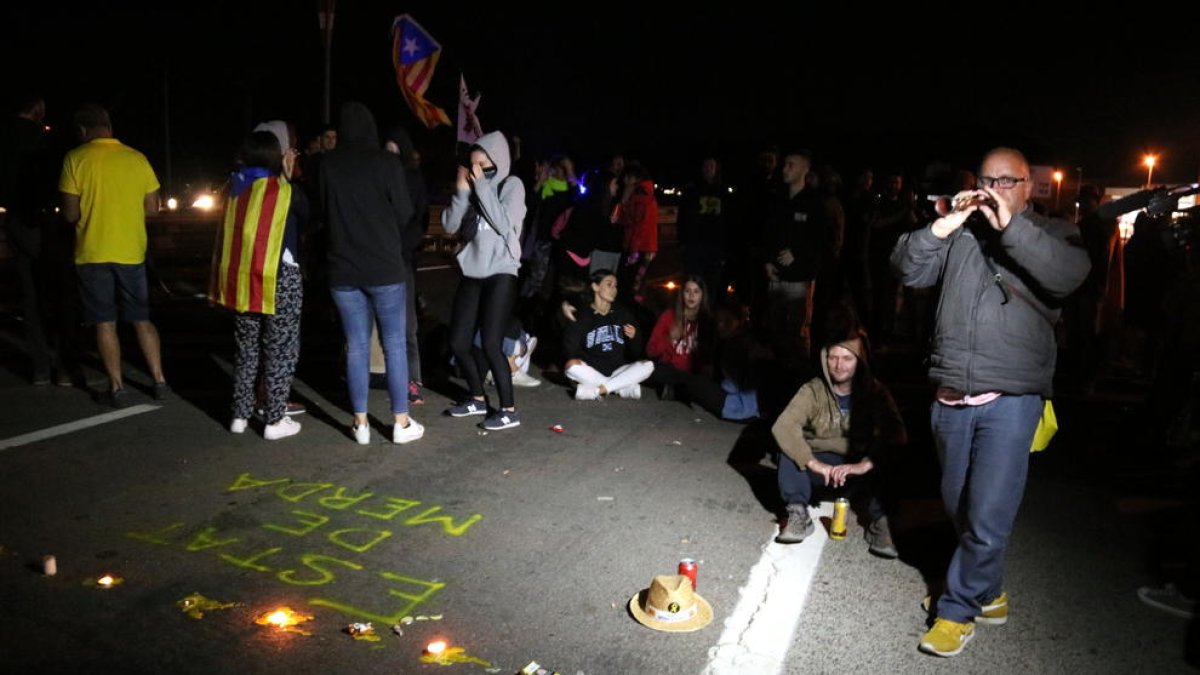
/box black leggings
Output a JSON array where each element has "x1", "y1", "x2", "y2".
[
  {"x1": 650, "y1": 361, "x2": 726, "y2": 417},
  {"x1": 449, "y1": 273, "x2": 518, "y2": 408}
]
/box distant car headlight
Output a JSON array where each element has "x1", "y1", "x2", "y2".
[{"x1": 192, "y1": 194, "x2": 216, "y2": 210}]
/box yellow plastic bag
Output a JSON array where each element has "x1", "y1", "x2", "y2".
[{"x1": 1030, "y1": 400, "x2": 1058, "y2": 452}]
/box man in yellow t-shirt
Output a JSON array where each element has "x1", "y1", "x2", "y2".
[{"x1": 59, "y1": 104, "x2": 168, "y2": 406}]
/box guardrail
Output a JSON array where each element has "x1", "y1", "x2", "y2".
[{"x1": 0, "y1": 205, "x2": 680, "y2": 302}]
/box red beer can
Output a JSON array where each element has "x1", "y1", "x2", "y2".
[{"x1": 678, "y1": 558, "x2": 698, "y2": 590}]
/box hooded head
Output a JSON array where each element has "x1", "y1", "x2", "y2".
[
  {"x1": 817, "y1": 304, "x2": 871, "y2": 393},
  {"x1": 383, "y1": 125, "x2": 417, "y2": 169},
  {"x1": 253, "y1": 120, "x2": 290, "y2": 155},
  {"x1": 337, "y1": 101, "x2": 380, "y2": 150},
  {"x1": 471, "y1": 130, "x2": 512, "y2": 182}
]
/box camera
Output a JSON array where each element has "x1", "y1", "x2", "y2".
[{"x1": 952, "y1": 193, "x2": 997, "y2": 213}]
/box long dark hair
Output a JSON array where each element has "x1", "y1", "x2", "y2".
[
  {"x1": 820, "y1": 302, "x2": 880, "y2": 458},
  {"x1": 239, "y1": 131, "x2": 283, "y2": 173},
  {"x1": 589, "y1": 268, "x2": 617, "y2": 304},
  {"x1": 675, "y1": 275, "x2": 716, "y2": 367}
]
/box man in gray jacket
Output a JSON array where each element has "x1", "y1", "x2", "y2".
[{"x1": 891, "y1": 148, "x2": 1089, "y2": 657}]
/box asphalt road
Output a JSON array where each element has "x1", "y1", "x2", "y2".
[{"x1": 0, "y1": 250, "x2": 1195, "y2": 674}]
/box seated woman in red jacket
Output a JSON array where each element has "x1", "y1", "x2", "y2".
[
  {"x1": 646, "y1": 276, "x2": 713, "y2": 398},
  {"x1": 650, "y1": 289, "x2": 766, "y2": 422}
]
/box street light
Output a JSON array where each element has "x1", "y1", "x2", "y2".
[
  {"x1": 1052, "y1": 170, "x2": 1063, "y2": 212},
  {"x1": 1143, "y1": 154, "x2": 1157, "y2": 188}
]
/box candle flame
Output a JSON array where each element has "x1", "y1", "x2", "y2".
[
  {"x1": 665, "y1": 281, "x2": 677, "y2": 290},
  {"x1": 255, "y1": 606, "x2": 314, "y2": 633},
  {"x1": 426, "y1": 640, "x2": 448, "y2": 655},
  {"x1": 98, "y1": 575, "x2": 115, "y2": 586}
]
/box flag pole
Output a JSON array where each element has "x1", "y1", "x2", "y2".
[
  {"x1": 455, "y1": 70, "x2": 462, "y2": 158},
  {"x1": 319, "y1": 0, "x2": 336, "y2": 124}
]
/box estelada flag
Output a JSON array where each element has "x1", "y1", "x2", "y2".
[
  {"x1": 209, "y1": 175, "x2": 292, "y2": 314},
  {"x1": 391, "y1": 14, "x2": 451, "y2": 129}
]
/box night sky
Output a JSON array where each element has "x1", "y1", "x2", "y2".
[{"x1": 7, "y1": 3, "x2": 1199, "y2": 194}]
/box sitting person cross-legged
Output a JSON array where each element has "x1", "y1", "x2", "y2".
[{"x1": 562, "y1": 269, "x2": 654, "y2": 400}]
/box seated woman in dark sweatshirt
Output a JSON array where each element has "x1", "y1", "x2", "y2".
[{"x1": 561, "y1": 269, "x2": 654, "y2": 400}]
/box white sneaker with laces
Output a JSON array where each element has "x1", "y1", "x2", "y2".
[
  {"x1": 353, "y1": 423, "x2": 371, "y2": 445},
  {"x1": 393, "y1": 418, "x2": 425, "y2": 444},
  {"x1": 230, "y1": 418, "x2": 248, "y2": 434},
  {"x1": 511, "y1": 371, "x2": 542, "y2": 388},
  {"x1": 575, "y1": 385, "x2": 600, "y2": 401},
  {"x1": 263, "y1": 416, "x2": 301, "y2": 440}
]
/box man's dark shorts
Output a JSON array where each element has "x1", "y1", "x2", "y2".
[{"x1": 77, "y1": 263, "x2": 150, "y2": 324}]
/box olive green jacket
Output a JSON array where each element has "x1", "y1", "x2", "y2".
[{"x1": 770, "y1": 348, "x2": 906, "y2": 469}]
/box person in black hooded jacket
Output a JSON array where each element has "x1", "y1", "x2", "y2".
[
  {"x1": 371, "y1": 124, "x2": 428, "y2": 405},
  {"x1": 319, "y1": 101, "x2": 423, "y2": 446}
]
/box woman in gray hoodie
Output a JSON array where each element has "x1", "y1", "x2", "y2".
[{"x1": 441, "y1": 131, "x2": 526, "y2": 430}]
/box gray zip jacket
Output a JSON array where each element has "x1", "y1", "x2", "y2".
[
  {"x1": 890, "y1": 207, "x2": 1090, "y2": 396},
  {"x1": 441, "y1": 131, "x2": 526, "y2": 278}
]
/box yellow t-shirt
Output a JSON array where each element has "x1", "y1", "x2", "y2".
[{"x1": 59, "y1": 138, "x2": 160, "y2": 264}]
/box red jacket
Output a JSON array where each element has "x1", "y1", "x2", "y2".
[
  {"x1": 647, "y1": 308, "x2": 697, "y2": 372},
  {"x1": 622, "y1": 179, "x2": 658, "y2": 253}
]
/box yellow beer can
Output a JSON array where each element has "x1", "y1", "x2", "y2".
[{"x1": 830, "y1": 498, "x2": 849, "y2": 540}]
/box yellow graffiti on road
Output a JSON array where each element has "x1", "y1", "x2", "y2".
[{"x1": 125, "y1": 472, "x2": 480, "y2": 624}]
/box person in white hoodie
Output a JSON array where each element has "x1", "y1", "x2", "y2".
[{"x1": 442, "y1": 131, "x2": 527, "y2": 430}]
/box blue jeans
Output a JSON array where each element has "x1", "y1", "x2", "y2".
[
  {"x1": 777, "y1": 451, "x2": 883, "y2": 522},
  {"x1": 332, "y1": 284, "x2": 408, "y2": 415},
  {"x1": 931, "y1": 394, "x2": 1042, "y2": 623}
]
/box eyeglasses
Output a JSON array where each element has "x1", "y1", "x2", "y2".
[{"x1": 977, "y1": 175, "x2": 1028, "y2": 189}]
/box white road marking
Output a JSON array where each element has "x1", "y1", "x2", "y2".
[
  {"x1": 702, "y1": 502, "x2": 832, "y2": 675},
  {"x1": 0, "y1": 404, "x2": 161, "y2": 451}
]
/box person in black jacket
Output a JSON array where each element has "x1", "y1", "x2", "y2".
[
  {"x1": 376, "y1": 124, "x2": 429, "y2": 405},
  {"x1": 319, "y1": 101, "x2": 423, "y2": 446},
  {"x1": 678, "y1": 156, "x2": 732, "y2": 297},
  {"x1": 762, "y1": 150, "x2": 826, "y2": 368},
  {"x1": 0, "y1": 94, "x2": 57, "y2": 384},
  {"x1": 562, "y1": 269, "x2": 654, "y2": 400}
]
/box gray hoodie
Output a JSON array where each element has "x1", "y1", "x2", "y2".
[{"x1": 441, "y1": 131, "x2": 526, "y2": 278}]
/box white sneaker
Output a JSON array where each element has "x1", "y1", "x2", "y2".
[
  {"x1": 230, "y1": 418, "x2": 248, "y2": 434},
  {"x1": 575, "y1": 385, "x2": 600, "y2": 401},
  {"x1": 263, "y1": 416, "x2": 301, "y2": 440},
  {"x1": 511, "y1": 371, "x2": 542, "y2": 388},
  {"x1": 616, "y1": 384, "x2": 642, "y2": 400},
  {"x1": 393, "y1": 418, "x2": 425, "y2": 444},
  {"x1": 353, "y1": 423, "x2": 371, "y2": 445}
]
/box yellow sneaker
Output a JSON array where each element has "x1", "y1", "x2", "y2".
[
  {"x1": 977, "y1": 592, "x2": 1008, "y2": 625},
  {"x1": 919, "y1": 618, "x2": 975, "y2": 657},
  {"x1": 921, "y1": 592, "x2": 1008, "y2": 625}
]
